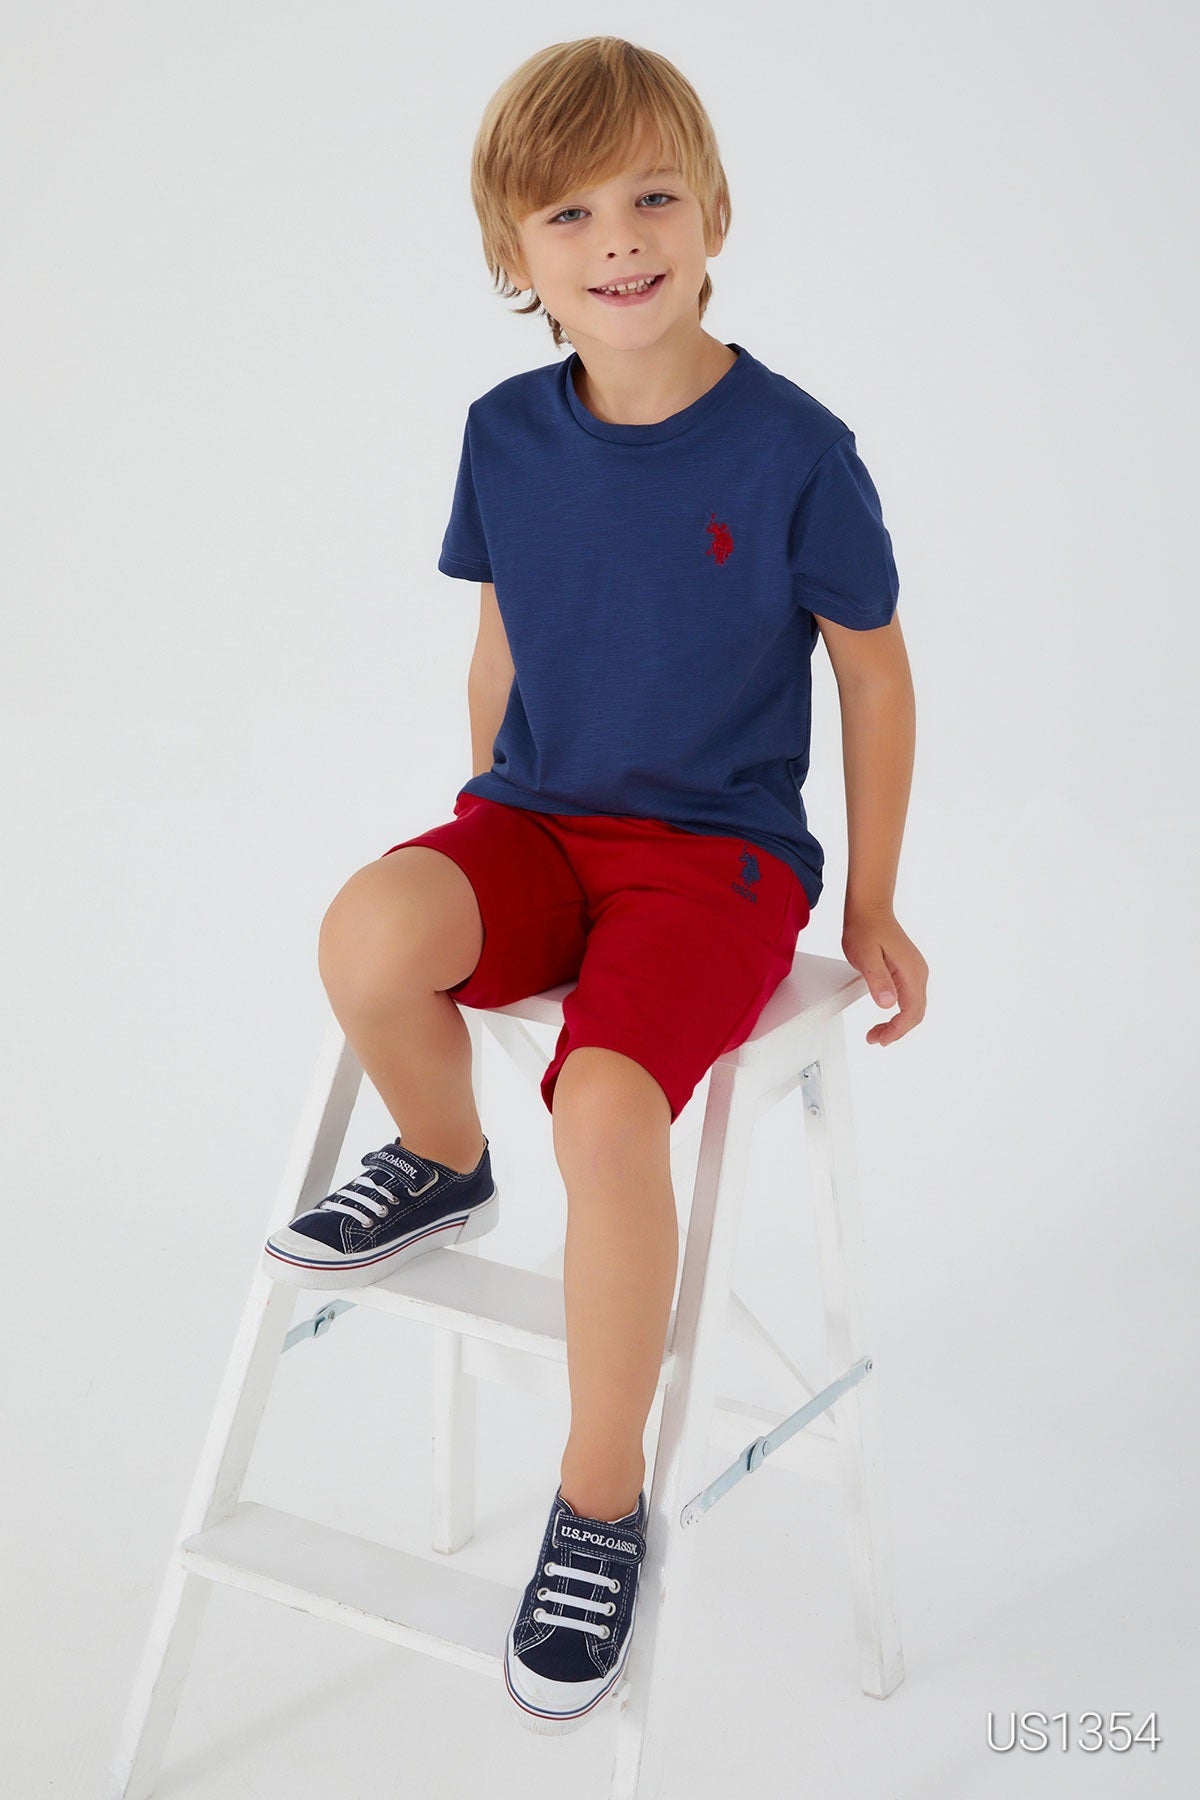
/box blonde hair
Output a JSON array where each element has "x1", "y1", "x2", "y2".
[{"x1": 468, "y1": 38, "x2": 732, "y2": 351}]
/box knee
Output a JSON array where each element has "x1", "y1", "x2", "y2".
[
  {"x1": 316, "y1": 865, "x2": 426, "y2": 1013},
  {"x1": 551, "y1": 1047, "x2": 672, "y2": 1157}
]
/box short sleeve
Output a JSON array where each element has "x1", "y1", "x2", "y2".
[
  {"x1": 787, "y1": 432, "x2": 899, "y2": 629},
  {"x1": 437, "y1": 414, "x2": 494, "y2": 582}
]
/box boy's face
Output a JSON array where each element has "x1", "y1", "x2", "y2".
[{"x1": 508, "y1": 134, "x2": 723, "y2": 351}]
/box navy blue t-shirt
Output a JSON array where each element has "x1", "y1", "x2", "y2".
[{"x1": 437, "y1": 342, "x2": 899, "y2": 912}]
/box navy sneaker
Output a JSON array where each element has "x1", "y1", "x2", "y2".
[
  {"x1": 261, "y1": 1135, "x2": 498, "y2": 1289},
  {"x1": 503, "y1": 1484, "x2": 648, "y2": 1735}
]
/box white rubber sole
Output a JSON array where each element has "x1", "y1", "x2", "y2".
[
  {"x1": 261, "y1": 1185, "x2": 499, "y2": 1290},
  {"x1": 502, "y1": 1628, "x2": 631, "y2": 1735}
]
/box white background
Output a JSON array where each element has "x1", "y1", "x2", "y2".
[{"x1": 3, "y1": 3, "x2": 1197, "y2": 1796}]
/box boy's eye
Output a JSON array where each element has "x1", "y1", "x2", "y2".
[{"x1": 548, "y1": 192, "x2": 675, "y2": 224}]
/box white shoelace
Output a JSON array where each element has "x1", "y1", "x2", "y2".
[
  {"x1": 533, "y1": 1560, "x2": 620, "y2": 1638},
  {"x1": 301, "y1": 1152, "x2": 438, "y2": 1228}
]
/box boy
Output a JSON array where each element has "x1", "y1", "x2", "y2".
[{"x1": 263, "y1": 36, "x2": 926, "y2": 1735}]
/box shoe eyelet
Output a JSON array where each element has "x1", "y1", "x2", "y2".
[
  {"x1": 536, "y1": 1587, "x2": 549, "y2": 1601},
  {"x1": 604, "y1": 1601, "x2": 616, "y2": 1615},
  {"x1": 611, "y1": 1579, "x2": 621, "y2": 1593},
  {"x1": 599, "y1": 1626, "x2": 610, "y2": 1640}
]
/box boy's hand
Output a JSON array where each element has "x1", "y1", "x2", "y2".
[{"x1": 841, "y1": 906, "x2": 927, "y2": 1045}]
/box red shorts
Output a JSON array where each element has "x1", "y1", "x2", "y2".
[{"x1": 381, "y1": 791, "x2": 811, "y2": 1124}]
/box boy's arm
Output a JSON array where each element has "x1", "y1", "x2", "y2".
[
  {"x1": 468, "y1": 582, "x2": 514, "y2": 780},
  {"x1": 814, "y1": 612, "x2": 915, "y2": 921}
]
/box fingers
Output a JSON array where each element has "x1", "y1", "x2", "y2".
[
  {"x1": 860, "y1": 961, "x2": 897, "y2": 1010},
  {"x1": 866, "y1": 1005, "x2": 913, "y2": 1045},
  {"x1": 865, "y1": 978, "x2": 924, "y2": 1044},
  {"x1": 863, "y1": 962, "x2": 899, "y2": 1039},
  {"x1": 865, "y1": 962, "x2": 924, "y2": 1044},
  {"x1": 844, "y1": 931, "x2": 927, "y2": 1045}
]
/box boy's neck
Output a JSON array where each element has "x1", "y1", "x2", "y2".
[{"x1": 572, "y1": 332, "x2": 738, "y2": 428}]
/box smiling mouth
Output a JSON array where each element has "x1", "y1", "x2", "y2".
[{"x1": 588, "y1": 273, "x2": 666, "y2": 296}]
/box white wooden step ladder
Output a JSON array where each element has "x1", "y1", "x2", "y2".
[{"x1": 107, "y1": 949, "x2": 904, "y2": 1799}]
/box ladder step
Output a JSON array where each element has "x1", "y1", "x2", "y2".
[
  {"x1": 179, "y1": 1502, "x2": 517, "y2": 1677},
  {"x1": 350, "y1": 1249, "x2": 564, "y2": 1353},
  {"x1": 310, "y1": 1248, "x2": 680, "y2": 1376},
  {"x1": 281, "y1": 1258, "x2": 839, "y2": 1476}
]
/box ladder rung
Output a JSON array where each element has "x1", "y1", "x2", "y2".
[
  {"x1": 320, "y1": 1249, "x2": 572, "y2": 1360},
  {"x1": 284, "y1": 1259, "x2": 836, "y2": 1448},
  {"x1": 291, "y1": 1249, "x2": 678, "y2": 1385},
  {"x1": 179, "y1": 1502, "x2": 517, "y2": 1677}
]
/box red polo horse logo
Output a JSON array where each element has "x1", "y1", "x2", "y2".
[{"x1": 705, "y1": 511, "x2": 734, "y2": 566}]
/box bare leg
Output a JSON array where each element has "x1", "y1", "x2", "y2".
[
  {"x1": 317, "y1": 846, "x2": 488, "y2": 1174},
  {"x1": 552, "y1": 1046, "x2": 677, "y2": 1522}
]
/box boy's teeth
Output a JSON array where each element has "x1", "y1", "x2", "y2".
[{"x1": 598, "y1": 276, "x2": 656, "y2": 294}]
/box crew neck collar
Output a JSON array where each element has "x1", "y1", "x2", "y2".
[{"x1": 563, "y1": 342, "x2": 751, "y2": 444}]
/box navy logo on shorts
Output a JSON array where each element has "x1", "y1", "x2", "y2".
[{"x1": 731, "y1": 844, "x2": 760, "y2": 905}]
